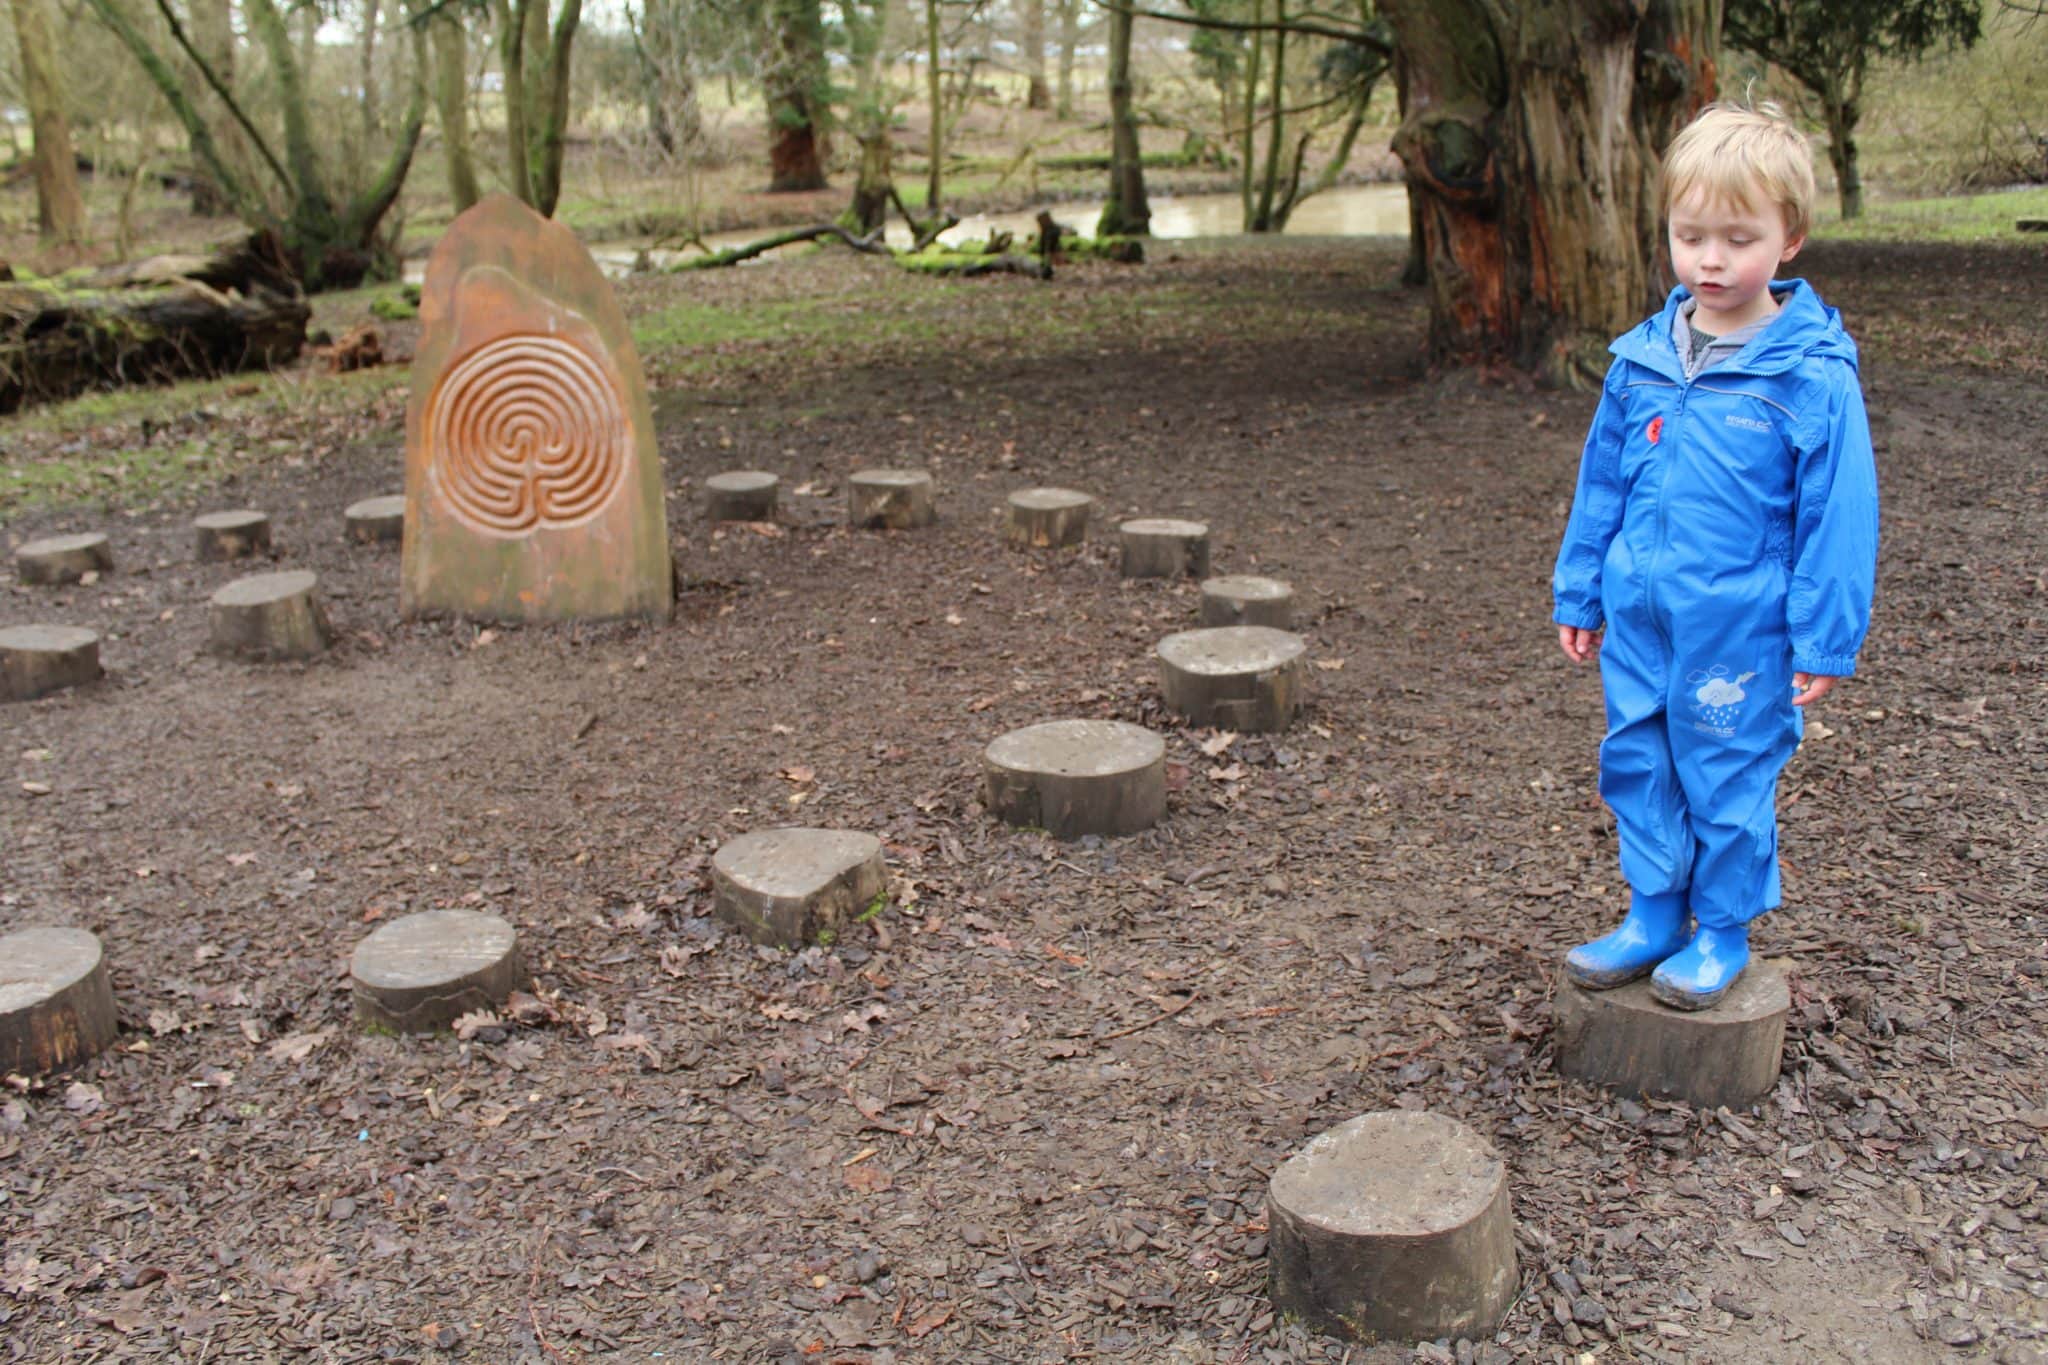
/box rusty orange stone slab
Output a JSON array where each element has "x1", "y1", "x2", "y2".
[{"x1": 402, "y1": 194, "x2": 672, "y2": 622}]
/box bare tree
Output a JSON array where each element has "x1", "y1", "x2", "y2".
[{"x1": 9, "y1": 0, "x2": 87, "y2": 243}]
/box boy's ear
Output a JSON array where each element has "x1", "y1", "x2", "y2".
[{"x1": 1780, "y1": 234, "x2": 1806, "y2": 264}]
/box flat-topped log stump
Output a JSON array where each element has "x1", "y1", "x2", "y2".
[
  {"x1": 706, "y1": 470, "x2": 781, "y2": 522},
  {"x1": 1553, "y1": 962, "x2": 1791, "y2": 1109},
  {"x1": 1157, "y1": 625, "x2": 1306, "y2": 732},
  {"x1": 1005, "y1": 488, "x2": 1092, "y2": 548},
  {"x1": 1268, "y1": 1110, "x2": 1517, "y2": 1344},
  {"x1": 712, "y1": 828, "x2": 887, "y2": 947},
  {"x1": 351, "y1": 910, "x2": 527, "y2": 1033},
  {"x1": 15, "y1": 532, "x2": 113, "y2": 585},
  {"x1": 848, "y1": 470, "x2": 936, "y2": 529},
  {"x1": 344, "y1": 495, "x2": 406, "y2": 544},
  {"x1": 1201, "y1": 574, "x2": 1295, "y2": 629},
  {"x1": 0, "y1": 927, "x2": 119, "y2": 1075},
  {"x1": 194, "y1": 509, "x2": 272, "y2": 561},
  {"x1": 984, "y1": 719, "x2": 1167, "y2": 838},
  {"x1": 1, "y1": 625, "x2": 103, "y2": 702},
  {"x1": 208, "y1": 570, "x2": 331, "y2": 660},
  {"x1": 1119, "y1": 518, "x2": 1210, "y2": 579}
]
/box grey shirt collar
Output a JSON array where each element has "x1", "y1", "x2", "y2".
[{"x1": 1672, "y1": 296, "x2": 1780, "y2": 379}]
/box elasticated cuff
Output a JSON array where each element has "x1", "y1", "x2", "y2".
[
  {"x1": 1791, "y1": 649, "x2": 1857, "y2": 677},
  {"x1": 1553, "y1": 605, "x2": 1605, "y2": 631}
]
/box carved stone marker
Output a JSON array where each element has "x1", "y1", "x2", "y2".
[
  {"x1": 345, "y1": 495, "x2": 406, "y2": 544},
  {"x1": 1157, "y1": 625, "x2": 1306, "y2": 731},
  {"x1": 1, "y1": 625, "x2": 103, "y2": 701},
  {"x1": 209, "y1": 570, "x2": 331, "y2": 660},
  {"x1": 351, "y1": 910, "x2": 526, "y2": 1033},
  {"x1": 401, "y1": 193, "x2": 671, "y2": 622},
  {"x1": 706, "y1": 471, "x2": 780, "y2": 522},
  {"x1": 1553, "y1": 962, "x2": 1791, "y2": 1109},
  {"x1": 849, "y1": 469, "x2": 936, "y2": 529},
  {"x1": 983, "y1": 719, "x2": 1167, "y2": 838},
  {"x1": 712, "y1": 828, "x2": 886, "y2": 947},
  {"x1": 1119, "y1": 519, "x2": 1210, "y2": 579},
  {"x1": 0, "y1": 927, "x2": 118, "y2": 1075},
  {"x1": 1268, "y1": 1110, "x2": 1517, "y2": 1344},
  {"x1": 15, "y1": 532, "x2": 112, "y2": 585},
  {"x1": 1201, "y1": 574, "x2": 1295, "y2": 629},
  {"x1": 1005, "y1": 487, "x2": 1092, "y2": 548},
  {"x1": 194, "y1": 509, "x2": 272, "y2": 562}
]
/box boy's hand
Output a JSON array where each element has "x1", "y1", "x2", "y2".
[
  {"x1": 1792, "y1": 673, "x2": 1838, "y2": 707},
  {"x1": 1557, "y1": 625, "x2": 1602, "y2": 664}
]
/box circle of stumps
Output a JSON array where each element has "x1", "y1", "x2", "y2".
[
  {"x1": 1553, "y1": 961, "x2": 1791, "y2": 1109},
  {"x1": 15, "y1": 532, "x2": 113, "y2": 585},
  {"x1": 712, "y1": 828, "x2": 887, "y2": 947},
  {"x1": 1200, "y1": 574, "x2": 1294, "y2": 629},
  {"x1": 1119, "y1": 518, "x2": 1210, "y2": 579},
  {"x1": 208, "y1": 570, "x2": 331, "y2": 660},
  {"x1": 351, "y1": 910, "x2": 527, "y2": 1034},
  {"x1": 1157, "y1": 625, "x2": 1306, "y2": 732},
  {"x1": 194, "y1": 509, "x2": 272, "y2": 561},
  {"x1": 1, "y1": 625, "x2": 103, "y2": 702},
  {"x1": 1268, "y1": 1110, "x2": 1518, "y2": 1344},
  {"x1": 1005, "y1": 488, "x2": 1092, "y2": 548},
  {"x1": 344, "y1": 495, "x2": 406, "y2": 544},
  {"x1": 983, "y1": 719, "x2": 1167, "y2": 838},
  {"x1": 706, "y1": 471, "x2": 780, "y2": 523},
  {"x1": 0, "y1": 927, "x2": 119, "y2": 1075},
  {"x1": 848, "y1": 470, "x2": 936, "y2": 529}
]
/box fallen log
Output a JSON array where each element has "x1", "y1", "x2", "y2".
[{"x1": 672, "y1": 223, "x2": 892, "y2": 270}]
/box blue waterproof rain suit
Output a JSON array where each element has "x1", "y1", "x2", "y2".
[{"x1": 1553, "y1": 280, "x2": 1878, "y2": 931}]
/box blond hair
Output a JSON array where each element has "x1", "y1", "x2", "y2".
[{"x1": 1661, "y1": 101, "x2": 1816, "y2": 242}]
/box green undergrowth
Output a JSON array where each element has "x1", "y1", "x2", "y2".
[{"x1": 1811, "y1": 185, "x2": 2048, "y2": 243}]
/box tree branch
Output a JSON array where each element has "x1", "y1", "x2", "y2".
[
  {"x1": 146, "y1": 0, "x2": 294, "y2": 194},
  {"x1": 1091, "y1": 0, "x2": 1391, "y2": 52}
]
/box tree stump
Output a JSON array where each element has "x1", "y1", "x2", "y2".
[
  {"x1": 351, "y1": 910, "x2": 527, "y2": 1034},
  {"x1": 194, "y1": 509, "x2": 272, "y2": 561},
  {"x1": 712, "y1": 828, "x2": 887, "y2": 947},
  {"x1": 0, "y1": 625, "x2": 103, "y2": 702},
  {"x1": 0, "y1": 927, "x2": 119, "y2": 1075},
  {"x1": 1119, "y1": 518, "x2": 1211, "y2": 579},
  {"x1": 208, "y1": 571, "x2": 331, "y2": 660},
  {"x1": 706, "y1": 471, "x2": 780, "y2": 522},
  {"x1": 344, "y1": 495, "x2": 406, "y2": 544},
  {"x1": 1005, "y1": 487, "x2": 1092, "y2": 548},
  {"x1": 1201, "y1": 574, "x2": 1295, "y2": 629},
  {"x1": 983, "y1": 719, "x2": 1167, "y2": 838},
  {"x1": 1268, "y1": 1110, "x2": 1517, "y2": 1344},
  {"x1": 848, "y1": 469, "x2": 936, "y2": 529},
  {"x1": 1552, "y1": 962, "x2": 1791, "y2": 1109},
  {"x1": 1157, "y1": 626, "x2": 1307, "y2": 731},
  {"x1": 15, "y1": 532, "x2": 113, "y2": 585}
]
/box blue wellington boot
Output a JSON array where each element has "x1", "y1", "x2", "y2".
[
  {"x1": 1563, "y1": 891, "x2": 1690, "y2": 990},
  {"x1": 1649, "y1": 924, "x2": 1751, "y2": 1011}
]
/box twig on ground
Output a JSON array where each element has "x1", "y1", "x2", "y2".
[{"x1": 1098, "y1": 991, "x2": 1199, "y2": 1041}]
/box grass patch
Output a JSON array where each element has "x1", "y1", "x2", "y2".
[{"x1": 1812, "y1": 186, "x2": 2048, "y2": 243}]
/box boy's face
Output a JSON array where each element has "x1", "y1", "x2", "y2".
[{"x1": 1667, "y1": 187, "x2": 1805, "y2": 335}]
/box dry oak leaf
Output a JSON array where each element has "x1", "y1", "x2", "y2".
[{"x1": 267, "y1": 1030, "x2": 334, "y2": 1063}]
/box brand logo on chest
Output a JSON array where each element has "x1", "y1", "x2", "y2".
[
  {"x1": 1725, "y1": 413, "x2": 1773, "y2": 433},
  {"x1": 1646, "y1": 416, "x2": 1664, "y2": 445}
]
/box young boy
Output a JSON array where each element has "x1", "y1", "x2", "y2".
[{"x1": 1551, "y1": 102, "x2": 1879, "y2": 1011}]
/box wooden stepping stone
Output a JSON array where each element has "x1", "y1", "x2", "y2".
[
  {"x1": 344, "y1": 495, "x2": 406, "y2": 544},
  {"x1": 706, "y1": 470, "x2": 780, "y2": 522},
  {"x1": 194, "y1": 509, "x2": 272, "y2": 561},
  {"x1": 351, "y1": 910, "x2": 527, "y2": 1033},
  {"x1": 1, "y1": 625, "x2": 102, "y2": 702},
  {"x1": 1005, "y1": 487, "x2": 1092, "y2": 548},
  {"x1": 1119, "y1": 518, "x2": 1210, "y2": 579},
  {"x1": 848, "y1": 469, "x2": 936, "y2": 529},
  {"x1": 1268, "y1": 1110, "x2": 1517, "y2": 1344},
  {"x1": 983, "y1": 719, "x2": 1166, "y2": 838},
  {"x1": 1200, "y1": 574, "x2": 1294, "y2": 629},
  {"x1": 712, "y1": 828, "x2": 886, "y2": 947},
  {"x1": 1553, "y1": 961, "x2": 1790, "y2": 1109},
  {"x1": 208, "y1": 570, "x2": 331, "y2": 660},
  {"x1": 15, "y1": 532, "x2": 112, "y2": 585},
  {"x1": 0, "y1": 926, "x2": 118, "y2": 1075},
  {"x1": 1157, "y1": 625, "x2": 1306, "y2": 732}
]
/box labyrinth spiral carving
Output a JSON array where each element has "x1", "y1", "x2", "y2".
[{"x1": 427, "y1": 334, "x2": 628, "y2": 534}]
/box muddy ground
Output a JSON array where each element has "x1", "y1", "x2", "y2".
[{"x1": 2, "y1": 235, "x2": 2045, "y2": 1362}]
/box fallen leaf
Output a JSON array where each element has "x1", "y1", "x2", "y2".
[
  {"x1": 843, "y1": 1162, "x2": 893, "y2": 1194},
  {"x1": 906, "y1": 1305, "x2": 952, "y2": 1338},
  {"x1": 451, "y1": 1011, "x2": 502, "y2": 1042},
  {"x1": 1314, "y1": 658, "x2": 1345, "y2": 671},
  {"x1": 1199, "y1": 730, "x2": 1238, "y2": 757},
  {"x1": 267, "y1": 1029, "x2": 333, "y2": 1063},
  {"x1": 779, "y1": 765, "x2": 815, "y2": 783},
  {"x1": 226, "y1": 851, "x2": 257, "y2": 866},
  {"x1": 20, "y1": 782, "x2": 51, "y2": 797},
  {"x1": 63, "y1": 1082, "x2": 104, "y2": 1114}
]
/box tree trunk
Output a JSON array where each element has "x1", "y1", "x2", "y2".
[
  {"x1": 1380, "y1": 0, "x2": 1720, "y2": 384},
  {"x1": 1099, "y1": 0, "x2": 1149, "y2": 235},
  {"x1": 766, "y1": 0, "x2": 829, "y2": 190},
  {"x1": 1055, "y1": 0, "x2": 1078, "y2": 118},
  {"x1": 1249, "y1": 0, "x2": 1286, "y2": 232},
  {"x1": 1023, "y1": 0, "x2": 1050, "y2": 110},
  {"x1": 188, "y1": 0, "x2": 239, "y2": 216},
  {"x1": 925, "y1": 0, "x2": 943, "y2": 211},
  {"x1": 1821, "y1": 85, "x2": 1861, "y2": 221},
  {"x1": 431, "y1": 12, "x2": 481, "y2": 211},
  {"x1": 10, "y1": 0, "x2": 86, "y2": 244},
  {"x1": 1239, "y1": 0, "x2": 1263, "y2": 222},
  {"x1": 359, "y1": 0, "x2": 383, "y2": 148}
]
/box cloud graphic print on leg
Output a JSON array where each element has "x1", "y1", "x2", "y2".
[{"x1": 1687, "y1": 666, "x2": 1755, "y2": 739}]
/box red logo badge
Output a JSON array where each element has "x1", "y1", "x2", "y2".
[{"x1": 1647, "y1": 416, "x2": 1664, "y2": 444}]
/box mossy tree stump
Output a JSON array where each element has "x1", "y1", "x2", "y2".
[
  {"x1": 344, "y1": 495, "x2": 406, "y2": 544},
  {"x1": 1201, "y1": 575, "x2": 1295, "y2": 629},
  {"x1": 351, "y1": 910, "x2": 527, "y2": 1033},
  {"x1": 194, "y1": 509, "x2": 272, "y2": 561},
  {"x1": 1, "y1": 625, "x2": 103, "y2": 702},
  {"x1": 1553, "y1": 963, "x2": 1791, "y2": 1109},
  {"x1": 848, "y1": 470, "x2": 936, "y2": 529},
  {"x1": 15, "y1": 532, "x2": 113, "y2": 585},
  {"x1": 0, "y1": 927, "x2": 119, "y2": 1075},
  {"x1": 208, "y1": 571, "x2": 331, "y2": 660},
  {"x1": 712, "y1": 828, "x2": 887, "y2": 947},
  {"x1": 706, "y1": 471, "x2": 780, "y2": 522},
  {"x1": 1268, "y1": 1110, "x2": 1517, "y2": 1344},
  {"x1": 1157, "y1": 625, "x2": 1307, "y2": 731},
  {"x1": 1119, "y1": 519, "x2": 1210, "y2": 579},
  {"x1": 1005, "y1": 488, "x2": 1092, "y2": 548},
  {"x1": 983, "y1": 719, "x2": 1167, "y2": 838}
]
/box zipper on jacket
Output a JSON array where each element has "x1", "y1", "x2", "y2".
[{"x1": 1647, "y1": 380, "x2": 1693, "y2": 659}]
